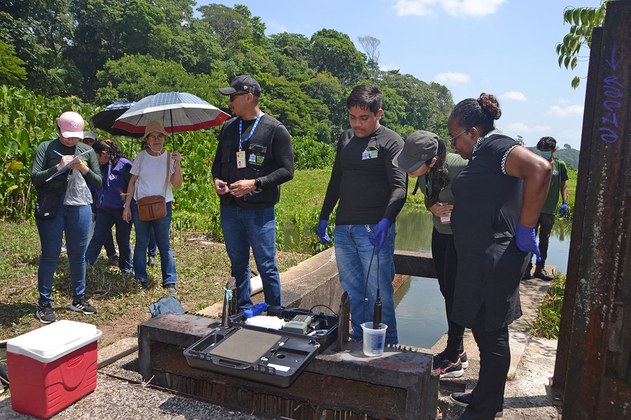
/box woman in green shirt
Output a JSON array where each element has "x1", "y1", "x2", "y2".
[{"x1": 393, "y1": 130, "x2": 468, "y2": 378}]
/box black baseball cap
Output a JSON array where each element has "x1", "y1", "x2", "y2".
[{"x1": 218, "y1": 75, "x2": 261, "y2": 97}]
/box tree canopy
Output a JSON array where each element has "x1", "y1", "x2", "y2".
[{"x1": 1, "y1": 1, "x2": 453, "y2": 143}]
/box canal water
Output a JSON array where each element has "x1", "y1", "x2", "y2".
[{"x1": 393, "y1": 206, "x2": 572, "y2": 349}]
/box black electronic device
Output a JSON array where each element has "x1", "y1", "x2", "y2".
[
  {"x1": 183, "y1": 325, "x2": 319, "y2": 387},
  {"x1": 229, "y1": 307, "x2": 339, "y2": 352}
]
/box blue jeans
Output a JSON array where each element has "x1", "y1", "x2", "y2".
[
  {"x1": 131, "y1": 200, "x2": 177, "y2": 285},
  {"x1": 86, "y1": 208, "x2": 133, "y2": 273},
  {"x1": 36, "y1": 199, "x2": 92, "y2": 305},
  {"x1": 334, "y1": 224, "x2": 398, "y2": 345},
  {"x1": 220, "y1": 205, "x2": 281, "y2": 310}
]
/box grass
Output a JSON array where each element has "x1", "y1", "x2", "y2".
[
  {"x1": 0, "y1": 221, "x2": 309, "y2": 347},
  {"x1": 527, "y1": 273, "x2": 566, "y2": 339}
]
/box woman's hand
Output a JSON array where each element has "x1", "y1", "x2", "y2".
[
  {"x1": 428, "y1": 202, "x2": 453, "y2": 218},
  {"x1": 172, "y1": 151, "x2": 181, "y2": 165},
  {"x1": 122, "y1": 207, "x2": 132, "y2": 223}
]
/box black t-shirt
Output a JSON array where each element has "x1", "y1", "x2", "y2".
[
  {"x1": 211, "y1": 114, "x2": 294, "y2": 208},
  {"x1": 320, "y1": 126, "x2": 407, "y2": 225}
]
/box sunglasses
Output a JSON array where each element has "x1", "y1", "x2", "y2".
[{"x1": 229, "y1": 91, "x2": 249, "y2": 101}]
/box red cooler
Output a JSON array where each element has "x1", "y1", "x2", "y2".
[{"x1": 7, "y1": 320, "x2": 102, "y2": 418}]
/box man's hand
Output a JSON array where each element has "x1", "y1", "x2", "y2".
[
  {"x1": 369, "y1": 218, "x2": 392, "y2": 254},
  {"x1": 317, "y1": 219, "x2": 331, "y2": 244},
  {"x1": 228, "y1": 179, "x2": 257, "y2": 197},
  {"x1": 214, "y1": 178, "x2": 230, "y2": 195},
  {"x1": 559, "y1": 202, "x2": 569, "y2": 217},
  {"x1": 515, "y1": 224, "x2": 541, "y2": 262}
]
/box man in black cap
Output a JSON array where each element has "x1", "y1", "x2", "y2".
[{"x1": 212, "y1": 75, "x2": 294, "y2": 310}]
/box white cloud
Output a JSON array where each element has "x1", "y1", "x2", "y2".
[
  {"x1": 380, "y1": 62, "x2": 401, "y2": 72},
  {"x1": 505, "y1": 122, "x2": 551, "y2": 134},
  {"x1": 557, "y1": 98, "x2": 570, "y2": 104},
  {"x1": 265, "y1": 20, "x2": 288, "y2": 34},
  {"x1": 395, "y1": 0, "x2": 505, "y2": 17},
  {"x1": 433, "y1": 71, "x2": 471, "y2": 84},
  {"x1": 442, "y1": 0, "x2": 506, "y2": 17},
  {"x1": 395, "y1": 0, "x2": 437, "y2": 17},
  {"x1": 500, "y1": 91, "x2": 527, "y2": 102},
  {"x1": 548, "y1": 105, "x2": 584, "y2": 118}
]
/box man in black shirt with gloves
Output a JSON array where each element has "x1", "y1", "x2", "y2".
[
  {"x1": 318, "y1": 84, "x2": 406, "y2": 345},
  {"x1": 212, "y1": 75, "x2": 294, "y2": 310}
]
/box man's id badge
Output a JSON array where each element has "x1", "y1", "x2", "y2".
[
  {"x1": 362, "y1": 149, "x2": 378, "y2": 160},
  {"x1": 236, "y1": 150, "x2": 246, "y2": 168}
]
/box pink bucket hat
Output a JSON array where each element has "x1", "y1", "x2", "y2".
[{"x1": 57, "y1": 111, "x2": 85, "y2": 139}]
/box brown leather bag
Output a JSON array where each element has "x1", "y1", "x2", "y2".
[{"x1": 136, "y1": 152, "x2": 170, "y2": 222}]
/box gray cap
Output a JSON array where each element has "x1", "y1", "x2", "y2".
[
  {"x1": 393, "y1": 130, "x2": 439, "y2": 172},
  {"x1": 83, "y1": 130, "x2": 98, "y2": 140}
]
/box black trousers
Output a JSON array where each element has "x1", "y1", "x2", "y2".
[
  {"x1": 432, "y1": 228, "x2": 465, "y2": 360},
  {"x1": 534, "y1": 212, "x2": 555, "y2": 266},
  {"x1": 461, "y1": 307, "x2": 509, "y2": 420}
]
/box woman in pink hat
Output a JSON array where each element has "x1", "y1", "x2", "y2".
[{"x1": 31, "y1": 111, "x2": 102, "y2": 323}]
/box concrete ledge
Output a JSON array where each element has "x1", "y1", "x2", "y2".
[
  {"x1": 139, "y1": 312, "x2": 438, "y2": 419},
  {"x1": 198, "y1": 247, "x2": 342, "y2": 318}
]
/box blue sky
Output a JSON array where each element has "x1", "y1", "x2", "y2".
[{"x1": 198, "y1": 0, "x2": 602, "y2": 150}]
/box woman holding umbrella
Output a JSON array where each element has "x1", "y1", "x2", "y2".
[{"x1": 123, "y1": 121, "x2": 183, "y2": 293}]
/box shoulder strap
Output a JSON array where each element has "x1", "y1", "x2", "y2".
[{"x1": 163, "y1": 152, "x2": 171, "y2": 197}]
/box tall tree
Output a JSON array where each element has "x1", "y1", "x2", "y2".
[
  {"x1": 0, "y1": 40, "x2": 26, "y2": 85},
  {"x1": 358, "y1": 35, "x2": 380, "y2": 78},
  {"x1": 310, "y1": 29, "x2": 368, "y2": 85},
  {"x1": 0, "y1": 1, "x2": 76, "y2": 95}
]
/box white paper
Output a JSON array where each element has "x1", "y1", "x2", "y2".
[{"x1": 46, "y1": 149, "x2": 92, "y2": 182}]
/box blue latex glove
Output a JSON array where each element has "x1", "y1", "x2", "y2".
[
  {"x1": 515, "y1": 224, "x2": 542, "y2": 262},
  {"x1": 317, "y1": 219, "x2": 331, "y2": 244},
  {"x1": 559, "y1": 202, "x2": 569, "y2": 217},
  {"x1": 369, "y1": 218, "x2": 392, "y2": 254}
]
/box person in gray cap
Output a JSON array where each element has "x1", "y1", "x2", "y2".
[
  {"x1": 212, "y1": 75, "x2": 294, "y2": 310},
  {"x1": 394, "y1": 130, "x2": 469, "y2": 379}
]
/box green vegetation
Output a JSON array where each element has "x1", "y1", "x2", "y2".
[
  {"x1": 0, "y1": 220, "x2": 309, "y2": 347},
  {"x1": 557, "y1": 1, "x2": 608, "y2": 89},
  {"x1": 527, "y1": 274, "x2": 566, "y2": 339}
]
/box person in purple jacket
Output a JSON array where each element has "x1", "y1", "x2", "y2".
[{"x1": 86, "y1": 139, "x2": 133, "y2": 274}]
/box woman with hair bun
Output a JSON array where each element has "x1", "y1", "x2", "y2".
[
  {"x1": 447, "y1": 93, "x2": 551, "y2": 418},
  {"x1": 86, "y1": 139, "x2": 133, "y2": 274}
]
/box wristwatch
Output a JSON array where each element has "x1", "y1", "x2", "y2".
[{"x1": 255, "y1": 178, "x2": 262, "y2": 188}]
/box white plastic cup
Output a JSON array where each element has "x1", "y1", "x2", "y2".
[{"x1": 361, "y1": 322, "x2": 388, "y2": 357}]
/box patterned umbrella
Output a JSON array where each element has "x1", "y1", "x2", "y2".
[
  {"x1": 113, "y1": 92, "x2": 230, "y2": 138},
  {"x1": 91, "y1": 101, "x2": 142, "y2": 137}
]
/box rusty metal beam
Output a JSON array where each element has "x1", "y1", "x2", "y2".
[{"x1": 559, "y1": 1, "x2": 631, "y2": 418}]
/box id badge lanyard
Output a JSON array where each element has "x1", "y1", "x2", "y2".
[{"x1": 236, "y1": 112, "x2": 262, "y2": 169}]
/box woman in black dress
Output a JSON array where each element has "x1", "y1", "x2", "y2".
[{"x1": 447, "y1": 93, "x2": 551, "y2": 419}]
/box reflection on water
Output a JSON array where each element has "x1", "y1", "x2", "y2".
[
  {"x1": 395, "y1": 276, "x2": 448, "y2": 349},
  {"x1": 395, "y1": 207, "x2": 433, "y2": 252},
  {"x1": 393, "y1": 206, "x2": 572, "y2": 348}
]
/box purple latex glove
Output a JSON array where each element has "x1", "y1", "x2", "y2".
[
  {"x1": 369, "y1": 218, "x2": 392, "y2": 254},
  {"x1": 559, "y1": 202, "x2": 569, "y2": 217},
  {"x1": 515, "y1": 224, "x2": 542, "y2": 262},
  {"x1": 317, "y1": 219, "x2": 331, "y2": 244}
]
